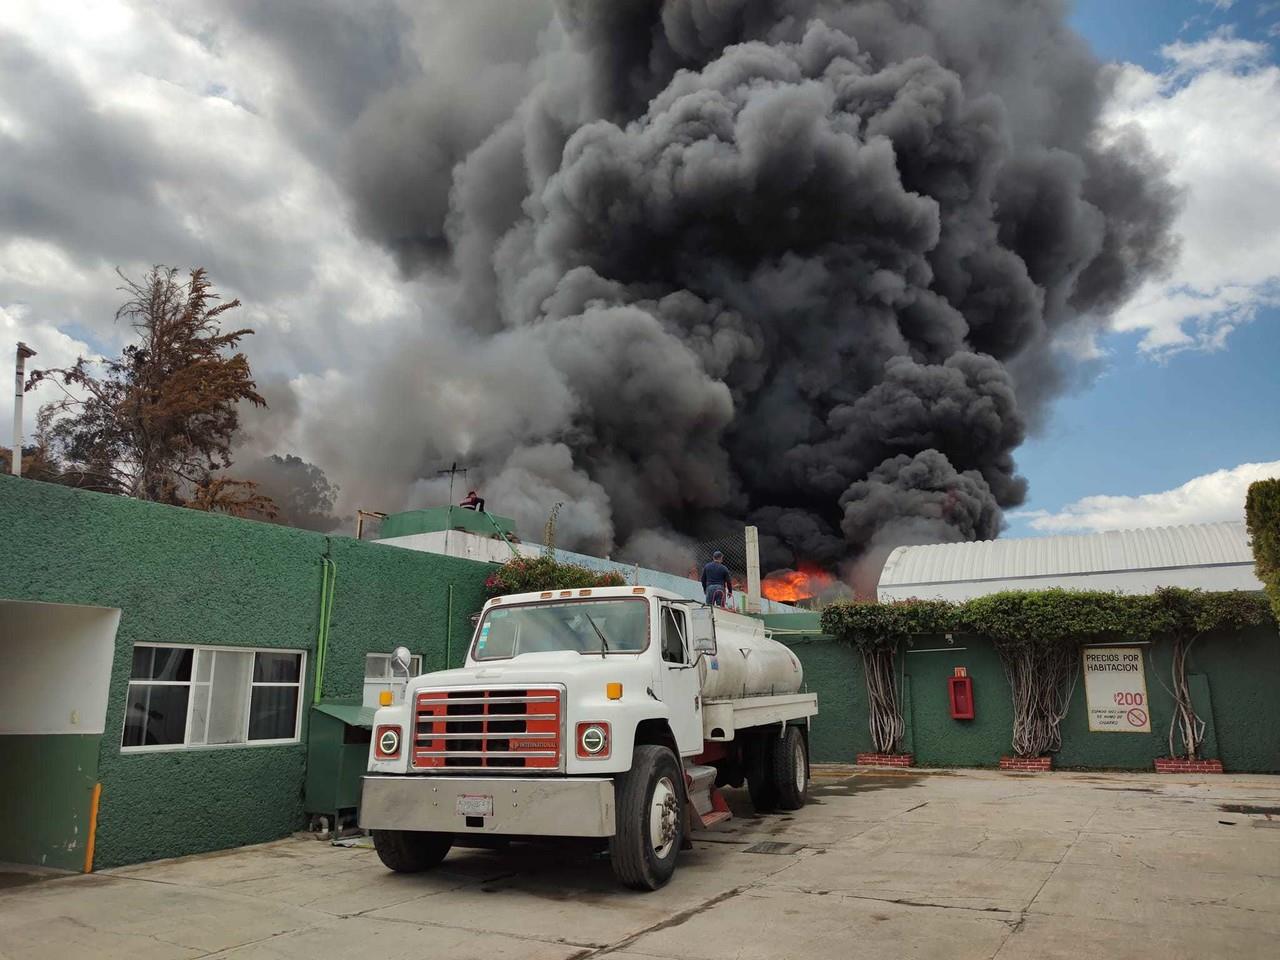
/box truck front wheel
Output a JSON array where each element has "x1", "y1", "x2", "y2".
[
  {"x1": 610, "y1": 744, "x2": 684, "y2": 891},
  {"x1": 372, "y1": 829, "x2": 452, "y2": 872}
]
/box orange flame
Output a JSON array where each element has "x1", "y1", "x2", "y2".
[{"x1": 761, "y1": 565, "x2": 837, "y2": 603}]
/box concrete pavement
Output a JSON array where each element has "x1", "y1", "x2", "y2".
[{"x1": 2, "y1": 766, "x2": 1279, "y2": 959}]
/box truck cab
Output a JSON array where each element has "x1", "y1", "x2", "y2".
[{"x1": 360, "y1": 586, "x2": 816, "y2": 889}]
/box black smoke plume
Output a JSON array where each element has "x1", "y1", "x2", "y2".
[{"x1": 271, "y1": 1, "x2": 1179, "y2": 581}]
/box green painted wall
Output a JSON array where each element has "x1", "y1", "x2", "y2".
[
  {"x1": 787, "y1": 638, "x2": 871, "y2": 762},
  {"x1": 1185, "y1": 625, "x2": 1280, "y2": 771},
  {"x1": 379, "y1": 506, "x2": 517, "y2": 540},
  {"x1": 0, "y1": 475, "x2": 494, "y2": 868},
  {"x1": 770, "y1": 615, "x2": 1280, "y2": 772},
  {"x1": 322, "y1": 534, "x2": 489, "y2": 686},
  {"x1": 902, "y1": 636, "x2": 1015, "y2": 768},
  {"x1": 0, "y1": 734, "x2": 100, "y2": 871}
]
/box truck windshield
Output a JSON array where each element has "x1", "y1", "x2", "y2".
[{"x1": 472, "y1": 599, "x2": 648, "y2": 661}]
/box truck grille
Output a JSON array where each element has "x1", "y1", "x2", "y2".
[{"x1": 412, "y1": 687, "x2": 563, "y2": 772}]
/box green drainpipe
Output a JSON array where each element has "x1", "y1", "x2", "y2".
[
  {"x1": 446, "y1": 583, "x2": 454, "y2": 669},
  {"x1": 314, "y1": 556, "x2": 338, "y2": 704}
]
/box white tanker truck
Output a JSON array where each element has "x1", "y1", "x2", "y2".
[{"x1": 360, "y1": 585, "x2": 818, "y2": 889}]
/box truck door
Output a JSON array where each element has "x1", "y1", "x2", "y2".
[{"x1": 659, "y1": 604, "x2": 703, "y2": 755}]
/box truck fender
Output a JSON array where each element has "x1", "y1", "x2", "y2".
[{"x1": 608, "y1": 709, "x2": 677, "y2": 770}]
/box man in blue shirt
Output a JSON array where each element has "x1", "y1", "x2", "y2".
[{"x1": 701, "y1": 551, "x2": 732, "y2": 608}]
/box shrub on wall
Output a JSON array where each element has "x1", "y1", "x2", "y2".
[
  {"x1": 821, "y1": 600, "x2": 955, "y2": 754},
  {"x1": 1246, "y1": 478, "x2": 1280, "y2": 620},
  {"x1": 484, "y1": 554, "x2": 627, "y2": 597}
]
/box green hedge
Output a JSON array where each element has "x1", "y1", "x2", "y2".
[
  {"x1": 1247, "y1": 478, "x2": 1280, "y2": 620},
  {"x1": 821, "y1": 588, "x2": 1273, "y2": 651}
]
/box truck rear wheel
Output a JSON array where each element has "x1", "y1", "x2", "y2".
[
  {"x1": 770, "y1": 725, "x2": 808, "y2": 811},
  {"x1": 746, "y1": 731, "x2": 778, "y2": 811},
  {"x1": 372, "y1": 829, "x2": 452, "y2": 872},
  {"x1": 610, "y1": 744, "x2": 684, "y2": 891}
]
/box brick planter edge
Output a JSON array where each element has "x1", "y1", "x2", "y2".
[
  {"x1": 1154, "y1": 757, "x2": 1224, "y2": 774},
  {"x1": 1000, "y1": 756, "x2": 1052, "y2": 771},
  {"x1": 856, "y1": 753, "x2": 914, "y2": 768}
]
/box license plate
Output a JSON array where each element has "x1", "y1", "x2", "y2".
[{"x1": 456, "y1": 794, "x2": 493, "y2": 817}]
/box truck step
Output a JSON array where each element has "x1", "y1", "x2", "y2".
[{"x1": 685, "y1": 763, "x2": 733, "y2": 830}]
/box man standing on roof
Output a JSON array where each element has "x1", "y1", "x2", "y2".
[
  {"x1": 459, "y1": 490, "x2": 485, "y2": 512},
  {"x1": 701, "y1": 550, "x2": 732, "y2": 608}
]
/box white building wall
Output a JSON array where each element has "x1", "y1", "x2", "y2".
[
  {"x1": 0, "y1": 601, "x2": 119, "y2": 735},
  {"x1": 877, "y1": 521, "x2": 1264, "y2": 602},
  {"x1": 879, "y1": 563, "x2": 1261, "y2": 602}
]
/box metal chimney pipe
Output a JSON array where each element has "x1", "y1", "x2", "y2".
[{"x1": 12, "y1": 341, "x2": 35, "y2": 477}]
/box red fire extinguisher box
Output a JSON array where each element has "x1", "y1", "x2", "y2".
[{"x1": 948, "y1": 669, "x2": 975, "y2": 720}]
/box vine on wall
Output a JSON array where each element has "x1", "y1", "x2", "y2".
[{"x1": 820, "y1": 600, "x2": 953, "y2": 754}]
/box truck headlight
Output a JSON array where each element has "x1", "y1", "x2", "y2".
[
  {"x1": 375, "y1": 725, "x2": 402, "y2": 760},
  {"x1": 576, "y1": 722, "x2": 611, "y2": 759}
]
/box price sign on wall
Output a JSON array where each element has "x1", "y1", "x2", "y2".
[{"x1": 1082, "y1": 646, "x2": 1152, "y2": 733}]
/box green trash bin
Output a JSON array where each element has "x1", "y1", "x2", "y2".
[{"x1": 305, "y1": 702, "x2": 376, "y2": 834}]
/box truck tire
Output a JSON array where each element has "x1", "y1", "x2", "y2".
[
  {"x1": 770, "y1": 725, "x2": 808, "y2": 811},
  {"x1": 372, "y1": 829, "x2": 452, "y2": 872},
  {"x1": 746, "y1": 732, "x2": 779, "y2": 812},
  {"x1": 610, "y1": 744, "x2": 684, "y2": 891}
]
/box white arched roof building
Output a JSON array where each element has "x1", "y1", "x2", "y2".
[{"x1": 877, "y1": 521, "x2": 1263, "y2": 602}]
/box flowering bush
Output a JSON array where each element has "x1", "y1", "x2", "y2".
[{"x1": 484, "y1": 555, "x2": 627, "y2": 597}]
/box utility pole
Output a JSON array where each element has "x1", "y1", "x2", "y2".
[{"x1": 12, "y1": 341, "x2": 35, "y2": 477}]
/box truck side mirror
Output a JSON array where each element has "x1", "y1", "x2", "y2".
[
  {"x1": 391, "y1": 646, "x2": 414, "y2": 678},
  {"x1": 688, "y1": 606, "x2": 717, "y2": 658}
]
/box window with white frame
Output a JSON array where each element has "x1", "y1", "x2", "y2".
[
  {"x1": 363, "y1": 652, "x2": 422, "y2": 707},
  {"x1": 122, "y1": 645, "x2": 305, "y2": 750}
]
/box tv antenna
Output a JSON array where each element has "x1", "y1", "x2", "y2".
[{"x1": 437, "y1": 461, "x2": 473, "y2": 505}]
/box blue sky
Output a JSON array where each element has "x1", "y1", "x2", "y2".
[
  {"x1": 1072, "y1": 0, "x2": 1274, "y2": 68},
  {"x1": 1005, "y1": 0, "x2": 1280, "y2": 535}
]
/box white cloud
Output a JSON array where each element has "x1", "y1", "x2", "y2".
[
  {"x1": 1101, "y1": 32, "x2": 1280, "y2": 355},
  {"x1": 0, "y1": 0, "x2": 420, "y2": 480},
  {"x1": 1162, "y1": 29, "x2": 1266, "y2": 75},
  {"x1": 1017, "y1": 460, "x2": 1280, "y2": 534}
]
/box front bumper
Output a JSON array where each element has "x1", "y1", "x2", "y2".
[{"x1": 359, "y1": 775, "x2": 616, "y2": 837}]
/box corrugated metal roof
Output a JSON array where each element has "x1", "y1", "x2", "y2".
[{"x1": 879, "y1": 521, "x2": 1257, "y2": 588}]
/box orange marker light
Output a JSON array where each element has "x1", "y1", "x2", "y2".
[
  {"x1": 606, "y1": 682, "x2": 623, "y2": 700},
  {"x1": 379, "y1": 690, "x2": 393, "y2": 707}
]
